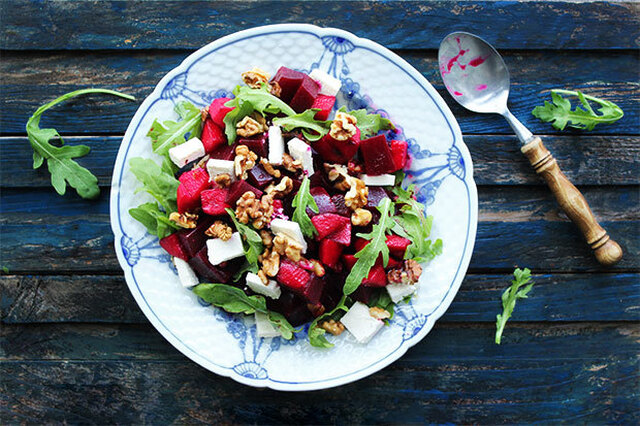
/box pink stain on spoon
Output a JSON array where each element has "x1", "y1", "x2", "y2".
[
  {"x1": 453, "y1": 91, "x2": 464, "y2": 96},
  {"x1": 476, "y1": 84, "x2": 487, "y2": 91},
  {"x1": 468, "y1": 56, "x2": 486, "y2": 67}
]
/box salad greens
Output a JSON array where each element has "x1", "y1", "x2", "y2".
[
  {"x1": 495, "y1": 268, "x2": 535, "y2": 344},
  {"x1": 26, "y1": 88, "x2": 135, "y2": 199},
  {"x1": 272, "y1": 109, "x2": 330, "y2": 141},
  {"x1": 308, "y1": 295, "x2": 350, "y2": 348},
  {"x1": 226, "y1": 208, "x2": 264, "y2": 267},
  {"x1": 129, "y1": 203, "x2": 180, "y2": 239},
  {"x1": 147, "y1": 100, "x2": 202, "y2": 155},
  {"x1": 338, "y1": 107, "x2": 395, "y2": 138},
  {"x1": 193, "y1": 283, "x2": 296, "y2": 339},
  {"x1": 532, "y1": 89, "x2": 624, "y2": 131},
  {"x1": 291, "y1": 176, "x2": 319, "y2": 238}
]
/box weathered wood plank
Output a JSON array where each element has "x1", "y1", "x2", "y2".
[
  {"x1": 2, "y1": 135, "x2": 638, "y2": 187},
  {"x1": 1, "y1": 50, "x2": 638, "y2": 135},
  {"x1": 1, "y1": 324, "x2": 638, "y2": 424},
  {"x1": 2, "y1": 1, "x2": 639, "y2": 50},
  {"x1": 2, "y1": 273, "x2": 638, "y2": 324}
]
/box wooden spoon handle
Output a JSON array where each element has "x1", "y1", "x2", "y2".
[{"x1": 521, "y1": 137, "x2": 623, "y2": 266}]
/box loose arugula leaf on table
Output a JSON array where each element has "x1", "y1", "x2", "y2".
[
  {"x1": 129, "y1": 202, "x2": 180, "y2": 239},
  {"x1": 307, "y1": 295, "x2": 351, "y2": 348},
  {"x1": 226, "y1": 208, "x2": 264, "y2": 266},
  {"x1": 532, "y1": 89, "x2": 624, "y2": 131},
  {"x1": 495, "y1": 268, "x2": 535, "y2": 344},
  {"x1": 193, "y1": 283, "x2": 296, "y2": 339},
  {"x1": 272, "y1": 109, "x2": 331, "y2": 141},
  {"x1": 343, "y1": 198, "x2": 395, "y2": 296},
  {"x1": 147, "y1": 100, "x2": 202, "y2": 155},
  {"x1": 338, "y1": 107, "x2": 395, "y2": 138},
  {"x1": 291, "y1": 176, "x2": 319, "y2": 238},
  {"x1": 223, "y1": 84, "x2": 296, "y2": 144},
  {"x1": 26, "y1": 88, "x2": 135, "y2": 199}
]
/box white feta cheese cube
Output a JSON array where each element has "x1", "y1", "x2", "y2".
[
  {"x1": 268, "y1": 125, "x2": 284, "y2": 165},
  {"x1": 287, "y1": 137, "x2": 314, "y2": 175},
  {"x1": 386, "y1": 282, "x2": 418, "y2": 303},
  {"x1": 340, "y1": 301, "x2": 384, "y2": 344},
  {"x1": 360, "y1": 173, "x2": 396, "y2": 186},
  {"x1": 206, "y1": 158, "x2": 235, "y2": 182},
  {"x1": 255, "y1": 312, "x2": 282, "y2": 338},
  {"x1": 168, "y1": 137, "x2": 205, "y2": 167},
  {"x1": 246, "y1": 273, "x2": 282, "y2": 299},
  {"x1": 309, "y1": 69, "x2": 342, "y2": 97},
  {"x1": 206, "y1": 232, "x2": 244, "y2": 266},
  {"x1": 173, "y1": 257, "x2": 199, "y2": 288},
  {"x1": 270, "y1": 218, "x2": 307, "y2": 253}
]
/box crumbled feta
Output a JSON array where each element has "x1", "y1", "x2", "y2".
[
  {"x1": 360, "y1": 173, "x2": 396, "y2": 186},
  {"x1": 309, "y1": 69, "x2": 342, "y2": 97},
  {"x1": 168, "y1": 137, "x2": 205, "y2": 167},
  {"x1": 255, "y1": 312, "x2": 282, "y2": 338},
  {"x1": 206, "y1": 232, "x2": 244, "y2": 266},
  {"x1": 246, "y1": 273, "x2": 282, "y2": 299},
  {"x1": 386, "y1": 282, "x2": 418, "y2": 303},
  {"x1": 287, "y1": 137, "x2": 314, "y2": 175},
  {"x1": 340, "y1": 301, "x2": 384, "y2": 344},
  {"x1": 268, "y1": 125, "x2": 284, "y2": 164},
  {"x1": 206, "y1": 158, "x2": 235, "y2": 181},
  {"x1": 270, "y1": 219, "x2": 307, "y2": 253},
  {"x1": 173, "y1": 257, "x2": 199, "y2": 288}
]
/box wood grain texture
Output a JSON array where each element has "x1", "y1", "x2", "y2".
[
  {"x1": 2, "y1": 273, "x2": 638, "y2": 324},
  {"x1": 2, "y1": 1, "x2": 639, "y2": 51},
  {"x1": 1, "y1": 50, "x2": 638, "y2": 135},
  {"x1": 1, "y1": 324, "x2": 638, "y2": 424}
]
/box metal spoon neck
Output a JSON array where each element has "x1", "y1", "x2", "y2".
[{"x1": 501, "y1": 109, "x2": 534, "y2": 145}]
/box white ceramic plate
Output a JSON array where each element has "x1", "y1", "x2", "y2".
[{"x1": 110, "y1": 24, "x2": 478, "y2": 391}]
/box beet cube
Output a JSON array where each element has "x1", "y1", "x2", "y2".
[
  {"x1": 209, "y1": 142, "x2": 236, "y2": 161},
  {"x1": 327, "y1": 220, "x2": 352, "y2": 246},
  {"x1": 188, "y1": 245, "x2": 232, "y2": 283},
  {"x1": 366, "y1": 187, "x2": 390, "y2": 210},
  {"x1": 178, "y1": 217, "x2": 215, "y2": 258},
  {"x1": 362, "y1": 263, "x2": 387, "y2": 287},
  {"x1": 272, "y1": 67, "x2": 305, "y2": 102},
  {"x1": 201, "y1": 188, "x2": 230, "y2": 216},
  {"x1": 313, "y1": 131, "x2": 360, "y2": 164},
  {"x1": 225, "y1": 180, "x2": 263, "y2": 206},
  {"x1": 290, "y1": 75, "x2": 320, "y2": 113},
  {"x1": 266, "y1": 288, "x2": 313, "y2": 327},
  {"x1": 177, "y1": 168, "x2": 210, "y2": 213},
  {"x1": 351, "y1": 286, "x2": 377, "y2": 304},
  {"x1": 311, "y1": 95, "x2": 335, "y2": 121},
  {"x1": 386, "y1": 235, "x2": 411, "y2": 258},
  {"x1": 360, "y1": 134, "x2": 396, "y2": 175},
  {"x1": 390, "y1": 140, "x2": 408, "y2": 170},
  {"x1": 201, "y1": 118, "x2": 226, "y2": 153},
  {"x1": 342, "y1": 254, "x2": 357, "y2": 270},
  {"x1": 276, "y1": 260, "x2": 324, "y2": 304},
  {"x1": 247, "y1": 165, "x2": 274, "y2": 189},
  {"x1": 159, "y1": 233, "x2": 189, "y2": 261},
  {"x1": 330, "y1": 194, "x2": 350, "y2": 216},
  {"x1": 307, "y1": 187, "x2": 337, "y2": 216},
  {"x1": 209, "y1": 97, "x2": 234, "y2": 128},
  {"x1": 311, "y1": 213, "x2": 350, "y2": 240},
  {"x1": 239, "y1": 134, "x2": 268, "y2": 158},
  {"x1": 319, "y1": 239, "x2": 344, "y2": 270}
]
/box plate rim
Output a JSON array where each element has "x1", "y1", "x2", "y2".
[{"x1": 110, "y1": 23, "x2": 478, "y2": 391}]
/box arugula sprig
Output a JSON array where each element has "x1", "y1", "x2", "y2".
[
  {"x1": 226, "y1": 208, "x2": 264, "y2": 267},
  {"x1": 495, "y1": 268, "x2": 535, "y2": 344},
  {"x1": 272, "y1": 109, "x2": 331, "y2": 141},
  {"x1": 193, "y1": 283, "x2": 296, "y2": 339},
  {"x1": 291, "y1": 176, "x2": 319, "y2": 238},
  {"x1": 532, "y1": 89, "x2": 624, "y2": 131},
  {"x1": 147, "y1": 101, "x2": 202, "y2": 155},
  {"x1": 308, "y1": 295, "x2": 351, "y2": 348},
  {"x1": 343, "y1": 198, "x2": 395, "y2": 295},
  {"x1": 26, "y1": 88, "x2": 135, "y2": 199},
  {"x1": 338, "y1": 107, "x2": 395, "y2": 138}
]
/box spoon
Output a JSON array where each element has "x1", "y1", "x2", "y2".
[{"x1": 438, "y1": 32, "x2": 623, "y2": 266}]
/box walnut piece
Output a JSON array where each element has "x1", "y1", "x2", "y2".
[
  {"x1": 201, "y1": 105, "x2": 209, "y2": 122},
  {"x1": 257, "y1": 270, "x2": 269, "y2": 285},
  {"x1": 169, "y1": 212, "x2": 198, "y2": 228},
  {"x1": 241, "y1": 67, "x2": 270, "y2": 89},
  {"x1": 260, "y1": 158, "x2": 281, "y2": 178},
  {"x1": 214, "y1": 173, "x2": 232, "y2": 188},
  {"x1": 234, "y1": 145, "x2": 258, "y2": 179},
  {"x1": 369, "y1": 307, "x2": 391, "y2": 320},
  {"x1": 387, "y1": 259, "x2": 423, "y2": 285},
  {"x1": 351, "y1": 208, "x2": 372, "y2": 226},
  {"x1": 260, "y1": 230, "x2": 273, "y2": 247},
  {"x1": 269, "y1": 81, "x2": 282, "y2": 98},
  {"x1": 273, "y1": 234, "x2": 303, "y2": 262},
  {"x1": 329, "y1": 111, "x2": 358, "y2": 141},
  {"x1": 235, "y1": 191, "x2": 274, "y2": 230},
  {"x1": 193, "y1": 155, "x2": 210, "y2": 170},
  {"x1": 282, "y1": 153, "x2": 303, "y2": 173},
  {"x1": 205, "y1": 221, "x2": 233, "y2": 241},
  {"x1": 344, "y1": 177, "x2": 368, "y2": 210},
  {"x1": 320, "y1": 319, "x2": 345, "y2": 336},
  {"x1": 307, "y1": 303, "x2": 326, "y2": 317},
  {"x1": 324, "y1": 163, "x2": 351, "y2": 191},
  {"x1": 265, "y1": 176, "x2": 293, "y2": 198},
  {"x1": 236, "y1": 115, "x2": 266, "y2": 138},
  {"x1": 309, "y1": 259, "x2": 325, "y2": 277},
  {"x1": 260, "y1": 248, "x2": 280, "y2": 277}
]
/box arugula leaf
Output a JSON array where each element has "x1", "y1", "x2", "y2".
[
  {"x1": 272, "y1": 109, "x2": 331, "y2": 141},
  {"x1": 307, "y1": 295, "x2": 350, "y2": 348},
  {"x1": 369, "y1": 291, "x2": 395, "y2": 321},
  {"x1": 343, "y1": 198, "x2": 395, "y2": 295},
  {"x1": 193, "y1": 283, "x2": 296, "y2": 339},
  {"x1": 223, "y1": 84, "x2": 296, "y2": 144},
  {"x1": 226, "y1": 208, "x2": 264, "y2": 265},
  {"x1": 232, "y1": 260, "x2": 259, "y2": 282},
  {"x1": 495, "y1": 268, "x2": 535, "y2": 344},
  {"x1": 26, "y1": 88, "x2": 135, "y2": 199},
  {"x1": 291, "y1": 176, "x2": 319, "y2": 238},
  {"x1": 532, "y1": 89, "x2": 624, "y2": 131},
  {"x1": 338, "y1": 107, "x2": 395, "y2": 138},
  {"x1": 129, "y1": 202, "x2": 180, "y2": 239},
  {"x1": 129, "y1": 157, "x2": 180, "y2": 213},
  {"x1": 147, "y1": 101, "x2": 202, "y2": 155}
]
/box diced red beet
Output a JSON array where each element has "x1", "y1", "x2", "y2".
[
  {"x1": 342, "y1": 254, "x2": 357, "y2": 270},
  {"x1": 209, "y1": 143, "x2": 236, "y2": 161},
  {"x1": 311, "y1": 213, "x2": 350, "y2": 240},
  {"x1": 311, "y1": 95, "x2": 335, "y2": 120},
  {"x1": 330, "y1": 194, "x2": 350, "y2": 216},
  {"x1": 225, "y1": 180, "x2": 263, "y2": 206},
  {"x1": 209, "y1": 97, "x2": 234, "y2": 128},
  {"x1": 159, "y1": 233, "x2": 189, "y2": 261},
  {"x1": 276, "y1": 260, "x2": 324, "y2": 304},
  {"x1": 387, "y1": 257, "x2": 402, "y2": 269},
  {"x1": 386, "y1": 235, "x2": 411, "y2": 258},
  {"x1": 290, "y1": 75, "x2": 320, "y2": 113},
  {"x1": 354, "y1": 237, "x2": 370, "y2": 253},
  {"x1": 352, "y1": 286, "x2": 376, "y2": 304},
  {"x1": 188, "y1": 245, "x2": 231, "y2": 283},
  {"x1": 271, "y1": 67, "x2": 305, "y2": 102},
  {"x1": 360, "y1": 134, "x2": 397, "y2": 175},
  {"x1": 201, "y1": 188, "x2": 230, "y2": 216},
  {"x1": 390, "y1": 140, "x2": 408, "y2": 170},
  {"x1": 247, "y1": 165, "x2": 274, "y2": 189},
  {"x1": 319, "y1": 239, "x2": 344, "y2": 270},
  {"x1": 327, "y1": 220, "x2": 352, "y2": 245},
  {"x1": 366, "y1": 187, "x2": 390, "y2": 210},
  {"x1": 177, "y1": 168, "x2": 210, "y2": 213},
  {"x1": 307, "y1": 187, "x2": 337, "y2": 216},
  {"x1": 238, "y1": 134, "x2": 268, "y2": 158},
  {"x1": 266, "y1": 288, "x2": 313, "y2": 326},
  {"x1": 177, "y1": 217, "x2": 215, "y2": 258},
  {"x1": 313, "y1": 129, "x2": 360, "y2": 164},
  {"x1": 362, "y1": 263, "x2": 387, "y2": 287},
  {"x1": 200, "y1": 119, "x2": 226, "y2": 153}
]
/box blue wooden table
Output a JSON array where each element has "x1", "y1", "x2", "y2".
[{"x1": 1, "y1": 1, "x2": 639, "y2": 423}]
